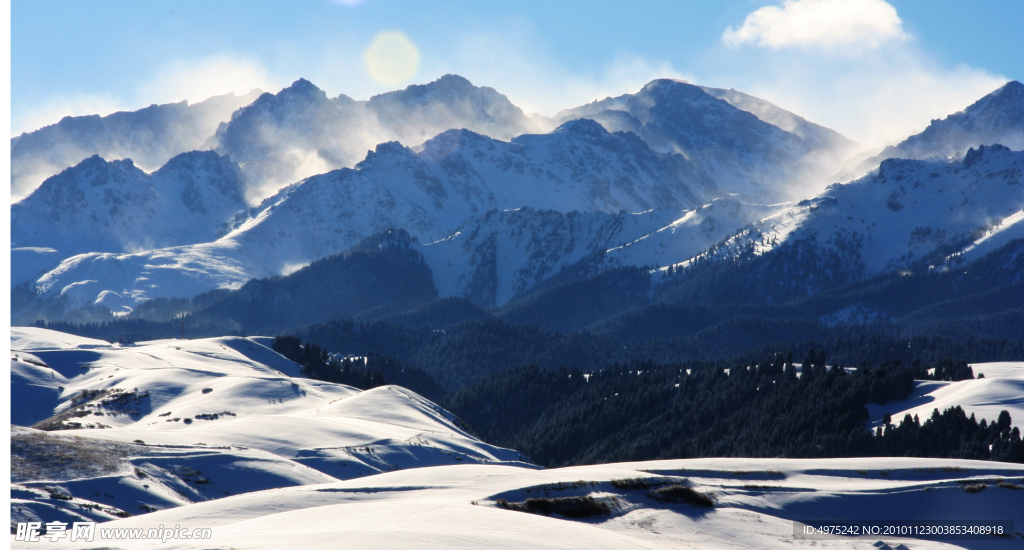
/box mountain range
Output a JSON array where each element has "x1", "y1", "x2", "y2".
[{"x1": 10, "y1": 76, "x2": 1024, "y2": 334}]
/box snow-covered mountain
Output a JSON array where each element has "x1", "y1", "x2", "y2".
[
  {"x1": 11, "y1": 327, "x2": 530, "y2": 524},
  {"x1": 694, "y1": 144, "x2": 1024, "y2": 281},
  {"x1": 10, "y1": 90, "x2": 262, "y2": 201},
  {"x1": 555, "y1": 79, "x2": 857, "y2": 201},
  {"x1": 841, "y1": 80, "x2": 1024, "y2": 181},
  {"x1": 24, "y1": 200, "x2": 776, "y2": 316},
  {"x1": 228, "y1": 119, "x2": 714, "y2": 262},
  {"x1": 212, "y1": 75, "x2": 542, "y2": 199},
  {"x1": 19, "y1": 142, "x2": 1024, "y2": 319},
  {"x1": 11, "y1": 151, "x2": 249, "y2": 290},
  {"x1": 12, "y1": 151, "x2": 248, "y2": 280}
]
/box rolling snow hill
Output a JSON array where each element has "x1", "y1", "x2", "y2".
[
  {"x1": 11, "y1": 327, "x2": 531, "y2": 524},
  {"x1": 10, "y1": 90, "x2": 261, "y2": 201},
  {"x1": 18, "y1": 456, "x2": 1024, "y2": 549}
]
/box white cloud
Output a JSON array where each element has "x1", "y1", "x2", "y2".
[{"x1": 723, "y1": 0, "x2": 909, "y2": 51}]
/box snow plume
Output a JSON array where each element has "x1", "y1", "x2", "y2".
[
  {"x1": 730, "y1": 47, "x2": 1008, "y2": 149},
  {"x1": 13, "y1": 55, "x2": 278, "y2": 137},
  {"x1": 281, "y1": 261, "x2": 310, "y2": 276},
  {"x1": 723, "y1": 0, "x2": 909, "y2": 52},
  {"x1": 136, "y1": 55, "x2": 280, "y2": 109}
]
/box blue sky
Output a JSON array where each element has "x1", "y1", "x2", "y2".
[{"x1": 11, "y1": 0, "x2": 1023, "y2": 146}]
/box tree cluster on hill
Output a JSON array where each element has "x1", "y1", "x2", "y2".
[
  {"x1": 271, "y1": 335, "x2": 445, "y2": 401},
  {"x1": 874, "y1": 407, "x2": 1022, "y2": 463},
  {"x1": 272, "y1": 336, "x2": 385, "y2": 390}
]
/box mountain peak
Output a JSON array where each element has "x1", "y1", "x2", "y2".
[
  {"x1": 553, "y1": 118, "x2": 610, "y2": 139},
  {"x1": 639, "y1": 78, "x2": 700, "y2": 98},
  {"x1": 370, "y1": 74, "x2": 483, "y2": 105},
  {"x1": 276, "y1": 78, "x2": 327, "y2": 102},
  {"x1": 642, "y1": 78, "x2": 691, "y2": 90},
  {"x1": 996, "y1": 80, "x2": 1023, "y2": 97},
  {"x1": 288, "y1": 78, "x2": 319, "y2": 91},
  {"x1": 967, "y1": 79, "x2": 1024, "y2": 113},
  {"x1": 431, "y1": 74, "x2": 474, "y2": 89},
  {"x1": 420, "y1": 128, "x2": 492, "y2": 159}
]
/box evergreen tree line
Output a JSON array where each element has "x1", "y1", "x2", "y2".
[
  {"x1": 443, "y1": 354, "x2": 1023, "y2": 467},
  {"x1": 32, "y1": 314, "x2": 1024, "y2": 392},
  {"x1": 275, "y1": 333, "x2": 1024, "y2": 468}
]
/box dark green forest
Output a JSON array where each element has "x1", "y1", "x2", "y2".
[{"x1": 272, "y1": 335, "x2": 1024, "y2": 467}]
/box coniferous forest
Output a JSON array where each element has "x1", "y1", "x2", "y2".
[{"x1": 272, "y1": 334, "x2": 1023, "y2": 467}]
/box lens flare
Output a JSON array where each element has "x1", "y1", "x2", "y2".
[{"x1": 364, "y1": 31, "x2": 420, "y2": 86}]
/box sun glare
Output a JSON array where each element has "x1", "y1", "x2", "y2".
[{"x1": 364, "y1": 31, "x2": 420, "y2": 86}]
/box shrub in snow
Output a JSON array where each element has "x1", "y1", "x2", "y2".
[{"x1": 648, "y1": 485, "x2": 714, "y2": 507}]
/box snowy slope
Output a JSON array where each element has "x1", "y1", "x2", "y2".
[
  {"x1": 688, "y1": 144, "x2": 1024, "y2": 279},
  {"x1": 10, "y1": 90, "x2": 261, "y2": 201},
  {"x1": 11, "y1": 328, "x2": 531, "y2": 523},
  {"x1": 866, "y1": 362, "x2": 1024, "y2": 431},
  {"x1": 11, "y1": 151, "x2": 248, "y2": 261},
  {"x1": 29, "y1": 241, "x2": 254, "y2": 313},
  {"x1": 23, "y1": 457, "x2": 1023, "y2": 549},
  {"x1": 842, "y1": 80, "x2": 1024, "y2": 181},
  {"x1": 419, "y1": 199, "x2": 783, "y2": 306},
  {"x1": 419, "y1": 208, "x2": 683, "y2": 306},
  {"x1": 23, "y1": 120, "x2": 719, "y2": 312},
  {"x1": 698, "y1": 85, "x2": 859, "y2": 155},
  {"x1": 213, "y1": 75, "x2": 542, "y2": 199},
  {"x1": 556, "y1": 79, "x2": 855, "y2": 200}
]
